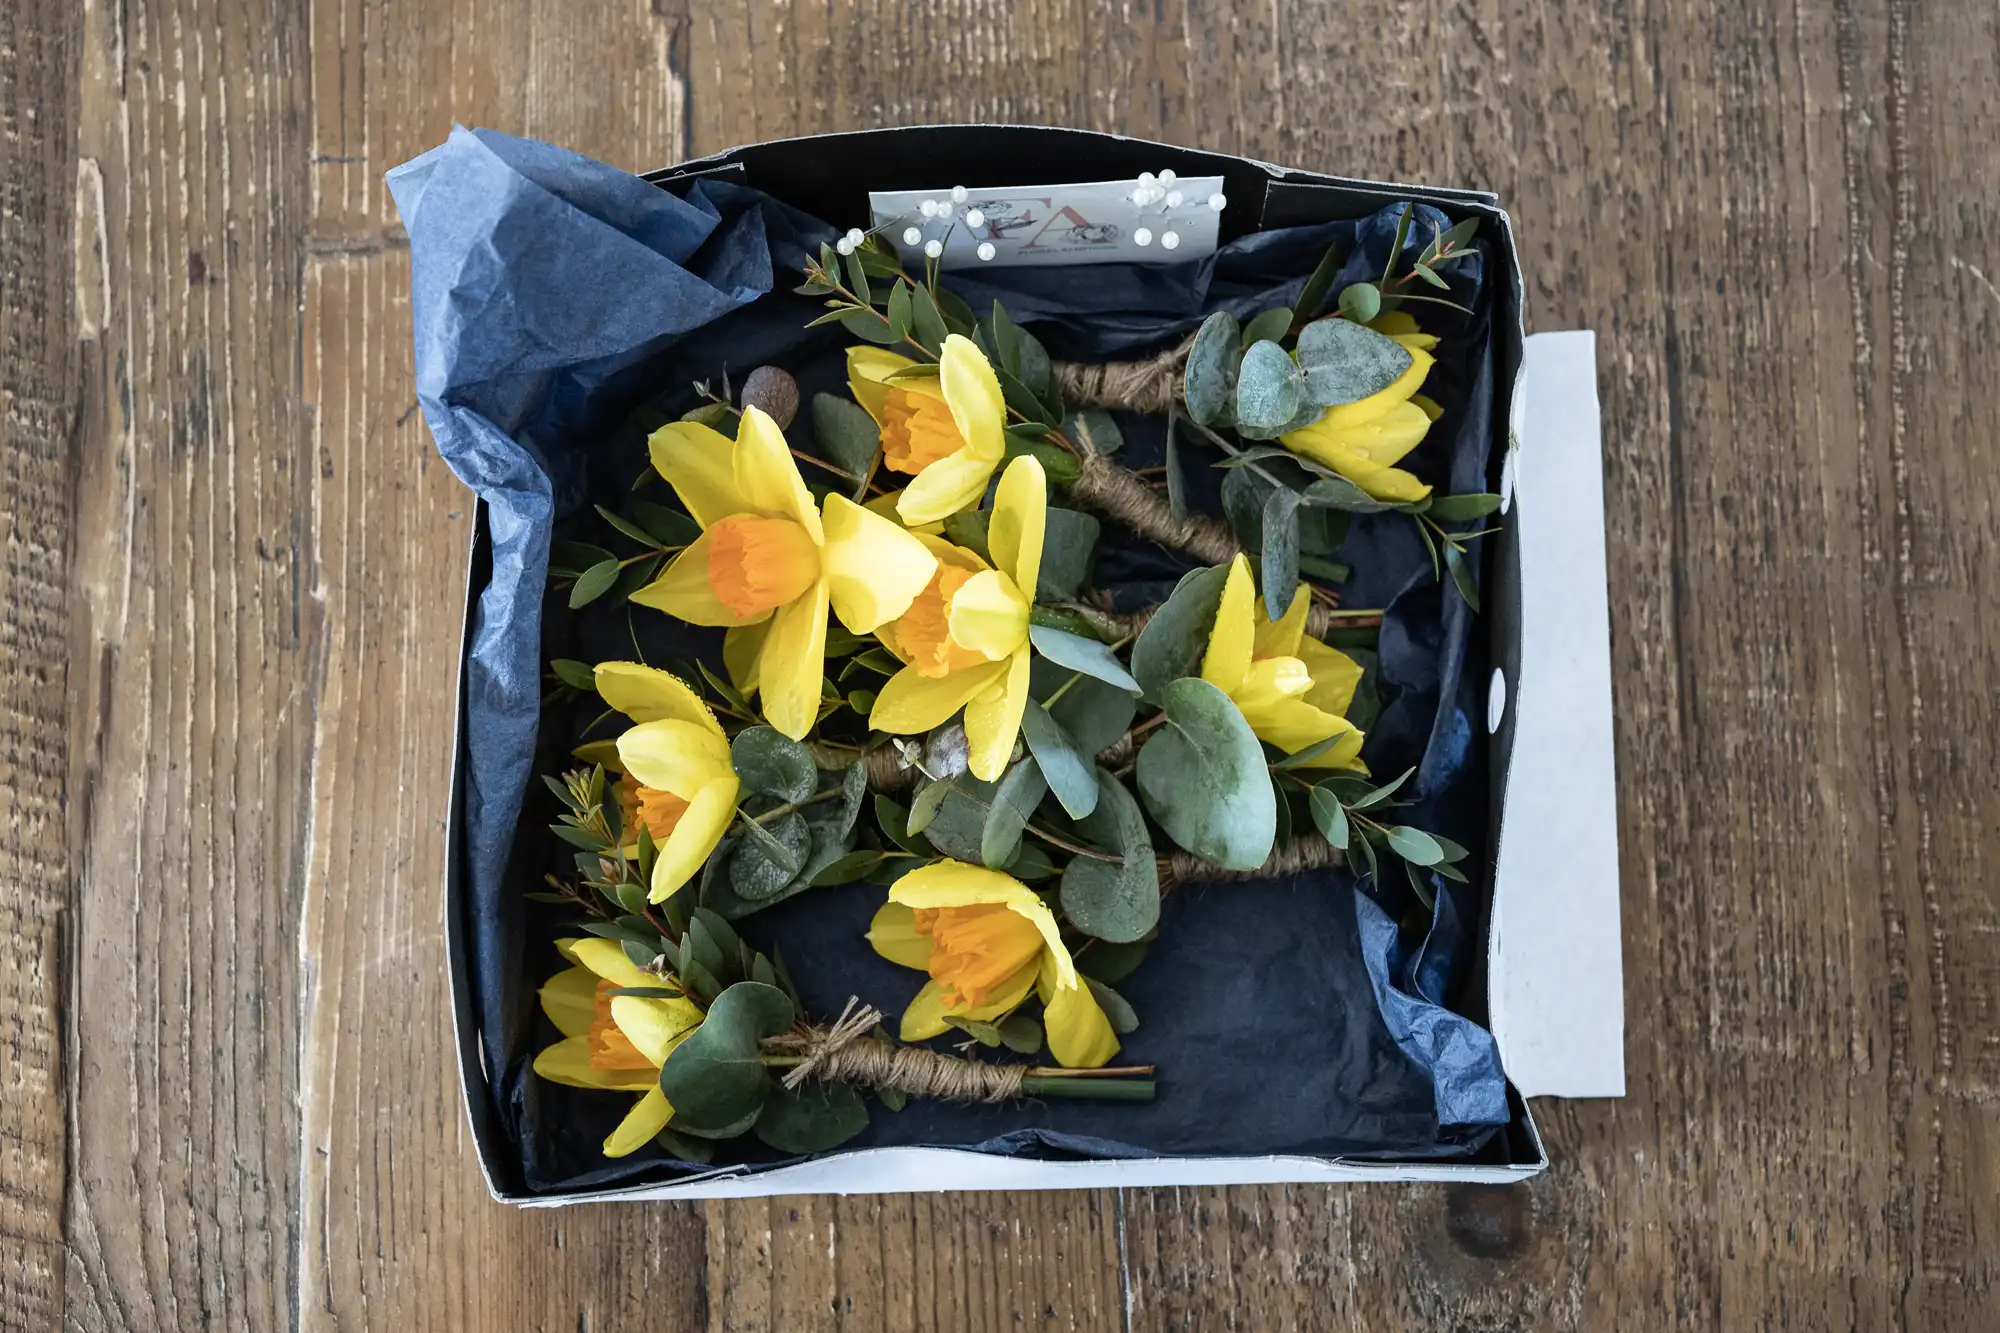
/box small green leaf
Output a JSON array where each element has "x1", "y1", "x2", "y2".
[
  {"x1": 1301, "y1": 475, "x2": 1401, "y2": 514},
  {"x1": 1164, "y1": 417, "x2": 1188, "y2": 522},
  {"x1": 1136, "y1": 678, "x2": 1276, "y2": 871},
  {"x1": 1028, "y1": 625, "x2": 1141, "y2": 695},
  {"x1": 1426, "y1": 493, "x2": 1503, "y2": 523},
  {"x1": 1291, "y1": 241, "x2": 1346, "y2": 329},
  {"x1": 732, "y1": 727, "x2": 817, "y2": 803},
  {"x1": 1058, "y1": 770, "x2": 1158, "y2": 942},
  {"x1": 909, "y1": 283, "x2": 949, "y2": 351},
  {"x1": 630, "y1": 502, "x2": 701, "y2": 547},
  {"x1": 1260, "y1": 486, "x2": 1301, "y2": 605},
  {"x1": 1083, "y1": 977, "x2": 1140, "y2": 1034},
  {"x1": 1078, "y1": 938, "x2": 1150, "y2": 984},
  {"x1": 1310, "y1": 784, "x2": 1351, "y2": 849},
  {"x1": 811, "y1": 393, "x2": 881, "y2": 476},
  {"x1": 839, "y1": 309, "x2": 898, "y2": 345},
  {"x1": 1294, "y1": 318, "x2": 1415, "y2": 408},
  {"x1": 550, "y1": 540, "x2": 616, "y2": 577},
  {"x1": 550, "y1": 658, "x2": 597, "y2": 691},
  {"x1": 657, "y1": 981, "x2": 796, "y2": 1137},
  {"x1": 1240, "y1": 306, "x2": 1294, "y2": 350},
  {"x1": 1008, "y1": 842, "x2": 1056, "y2": 881},
  {"x1": 1035, "y1": 507, "x2": 1101, "y2": 602},
  {"x1": 874, "y1": 794, "x2": 934, "y2": 856},
  {"x1": 1387, "y1": 825, "x2": 1445, "y2": 865},
  {"x1": 1337, "y1": 282, "x2": 1383, "y2": 323},
  {"x1": 1273, "y1": 732, "x2": 1350, "y2": 770},
  {"x1": 887, "y1": 280, "x2": 914, "y2": 339},
  {"x1": 1066, "y1": 407, "x2": 1123, "y2": 457},
  {"x1": 755, "y1": 1082, "x2": 870, "y2": 1154},
  {"x1": 1352, "y1": 767, "x2": 1415, "y2": 809},
  {"x1": 550, "y1": 823, "x2": 612, "y2": 854},
  {"x1": 998, "y1": 1013, "x2": 1044, "y2": 1054},
  {"x1": 842, "y1": 248, "x2": 872, "y2": 305},
  {"x1": 1129, "y1": 563, "x2": 1230, "y2": 702},
  {"x1": 906, "y1": 776, "x2": 955, "y2": 838},
  {"x1": 1233, "y1": 339, "x2": 1304, "y2": 433},
  {"x1": 569, "y1": 558, "x2": 621, "y2": 609},
  {"x1": 730, "y1": 812, "x2": 809, "y2": 898},
  {"x1": 989, "y1": 301, "x2": 1023, "y2": 376},
  {"x1": 1002, "y1": 429, "x2": 1078, "y2": 485},
  {"x1": 1183, "y1": 311, "x2": 1241, "y2": 426},
  {"x1": 1031, "y1": 659, "x2": 1137, "y2": 756},
  {"x1": 982, "y1": 759, "x2": 1047, "y2": 869},
  {"x1": 810, "y1": 848, "x2": 889, "y2": 886},
  {"x1": 1443, "y1": 540, "x2": 1481, "y2": 611},
  {"x1": 1018, "y1": 698, "x2": 1099, "y2": 820},
  {"x1": 596, "y1": 504, "x2": 665, "y2": 550}
]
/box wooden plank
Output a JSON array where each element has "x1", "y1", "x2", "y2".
[
  {"x1": 292, "y1": 1, "x2": 709, "y2": 1329},
  {"x1": 0, "y1": 0, "x2": 80, "y2": 1327}
]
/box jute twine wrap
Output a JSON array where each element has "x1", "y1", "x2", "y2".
[
  {"x1": 1076, "y1": 589, "x2": 1347, "y2": 643},
  {"x1": 806, "y1": 742, "x2": 916, "y2": 792},
  {"x1": 1159, "y1": 837, "x2": 1345, "y2": 890},
  {"x1": 1067, "y1": 450, "x2": 1242, "y2": 565},
  {"x1": 1050, "y1": 338, "x2": 1192, "y2": 415},
  {"x1": 770, "y1": 999, "x2": 1027, "y2": 1103}
]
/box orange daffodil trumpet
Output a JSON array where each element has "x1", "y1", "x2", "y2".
[
  {"x1": 533, "y1": 937, "x2": 705, "y2": 1156},
  {"x1": 1202, "y1": 554, "x2": 1367, "y2": 769},
  {"x1": 847, "y1": 334, "x2": 1008, "y2": 526},
  {"x1": 635, "y1": 405, "x2": 940, "y2": 741},
  {"x1": 1280, "y1": 313, "x2": 1442, "y2": 502},
  {"x1": 867, "y1": 454, "x2": 1046, "y2": 781},
  {"x1": 866, "y1": 860, "x2": 1119, "y2": 1068},
  {"x1": 593, "y1": 661, "x2": 741, "y2": 902}
]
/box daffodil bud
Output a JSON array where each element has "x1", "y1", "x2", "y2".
[{"x1": 739, "y1": 365, "x2": 800, "y2": 430}]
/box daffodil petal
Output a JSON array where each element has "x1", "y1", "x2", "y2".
[
  {"x1": 1200, "y1": 554, "x2": 1257, "y2": 696},
  {"x1": 1237, "y1": 696, "x2": 1363, "y2": 765},
  {"x1": 648, "y1": 420, "x2": 747, "y2": 528},
  {"x1": 1336, "y1": 400, "x2": 1433, "y2": 468},
  {"x1": 960, "y1": 957, "x2": 1043, "y2": 1021},
  {"x1": 946, "y1": 569, "x2": 1031, "y2": 661},
  {"x1": 538, "y1": 966, "x2": 600, "y2": 1039},
  {"x1": 899, "y1": 979, "x2": 955, "y2": 1041},
  {"x1": 869, "y1": 658, "x2": 1009, "y2": 735},
  {"x1": 1039, "y1": 958, "x2": 1120, "y2": 1069},
  {"x1": 603, "y1": 1087, "x2": 675, "y2": 1157},
  {"x1": 889, "y1": 858, "x2": 1068, "y2": 970},
  {"x1": 963, "y1": 648, "x2": 1031, "y2": 782},
  {"x1": 894, "y1": 447, "x2": 1002, "y2": 526},
  {"x1": 651, "y1": 777, "x2": 739, "y2": 901},
  {"x1": 723, "y1": 621, "x2": 769, "y2": 695},
  {"x1": 755, "y1": 577, "x2": 829, "y2": 741},
  {"x1": 610, "y1": 995, "x2": 705, "y2": 1066},
  {"x1": 630, "y1": 534, "x2": 771, "y2": 628},
  {"x1": 986, "y1": 454, "x2": 1047, "y2": 594},
  {"x1": 567, "y1": 936, "x2": 654, "y2": 990},
  {"x1": 1298, "y1": 637, "x2": 1364, "y2": 717},
  {"x1": 616, "y1": 717, "x2": 733, "y2": 797},
  {"x1": 939, "y1": 334, "x2": 1007, "y2": 461},
  {"x1": 846, "y1": 346, "x2": 918, "y2": 423},
  {"x1": 734, "y1": 406, "x2": 823, "y2": 540},
  {"x1": 594, "y1": 661, "x2": 718, "y2": 728},
  {"x1": 1255, "y1": 584, "x2": 1312, "y2": 661},
  {"x1": 533, "y1": 1036, "x2": 658, "y2": 1092},
  {"x1": 821, "y1": 492, "x2": 941, "y2": 633},
  {"x1": 866, "y1": 901, "x2": 936, "y2": 970}
]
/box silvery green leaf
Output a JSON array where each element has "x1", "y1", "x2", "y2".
[
  {"x1": 1058, "y1": 769, "x2": 1158, "y2": 943},
  {"x1": 1233, "y1": 340, "x2": 1304, "y2": 433},
  {"x1": 1019, "y1": 698, "x2": 1099, "y2": 820},
  {"x1": 1028, "y1": 625, "x2": 1141, "y2": 695},
  {"x1": 811, "y1": 393, "x2": 880, "y2": 475},
  {"x1": 1036, "y1": 508, "x2": 1101, "y2": 601},
  {"x1": 1128, "y1": 563, "x2": 1230, "y2": 702},
  {"x1": 1260, "y1": 487, "x2": 1301, "y2": 607},
  {"x1": 1240, "y1": 306, "x2": 1293, "y2": 350},
  {"x1": 1182, "y1": 311, "x2": 1241, "y2": 426},
  {"x1": 1135, "y1": 678, "x2": 1277, "y2": 871},
  {"x1": 981, "y1": 759, "x2": 1047, "y2": 869},
  {"x1": 1294, "y1": 318, "x2": 1414, "y2": 407}
]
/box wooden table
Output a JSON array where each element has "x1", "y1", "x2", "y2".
[{"x1": 4, "y1": 0, "x2": 1995, "y2": 1327}]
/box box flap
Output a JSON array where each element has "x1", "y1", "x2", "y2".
[{"x1": 1488, "y1": 331, "x2": 1627, "y2": 1099}]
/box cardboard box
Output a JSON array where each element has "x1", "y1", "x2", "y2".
[{"x1": 436, "y1": 127, "x2": 1624, "y2": 1201}]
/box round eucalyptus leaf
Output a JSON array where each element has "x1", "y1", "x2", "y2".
[
  {"x1": 982, "y1": 759, "x2": 1048, "y2": 869},
  {"x1": 1019, "y1": 697, "x2": 1100, "y2": 820},
  {"x1": 1129, "y1": 564, "x2": 1230, "y2": 702},
  {"x1": 1036, "y1": 508, "x2": 1102, "y2": 602},
  {"x1": 811, "y1": 392, "x2": 881, "y2": 475},
  {"x1": 729, "y1": 812, "x2": 811, "y2": 901},
  {"x1": 753, "y1": 1081, "x2": 870, "y2": 1154},
  {"x1": 917, "y1": 774, "x2": 996, "y2": 863},
  {"x1": 657, "y1": 981, "x2": 796, "y2": 1136},
  {"x1": 1031, "y1": 660, "x2": 1137, "y2": 757},
  {"x1": 1182, "y1": 311, "x2": 1242, "y2": 426},
  {"x1": 1058, "y1": 769, "x2": 1159, "y2": 942},
  {"x1": 1294, "y1": 317, "x2": 1414, "y2": 408},
  {"x1": 732, "y1": 727, "x2": 817, "y2": 802},
  {"x1": 1337, "y1": 281, "x2": 1382, "y2": 323},
  {"x1": 1233, "y1": 340, "x2": 1304, "y2": 433},
  {"x1": 1135, "y1": 678, "x2": 1277, "y2": 871}
]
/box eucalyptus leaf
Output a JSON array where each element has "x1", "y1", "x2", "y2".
[
  {"x1": 630, "y1": 501, "x2": 701, "y2": 547},
  {"x1": 1386, "y1": 825, "x2": 1446, "y2": 865},
  {"x1": 906, "y1": 776, "x2": 955, "y2": 838},
  {"x1": 1182, "y1": 311, "x2": 1241, "y2": 426},
  {"x1": 550, "y1": 540, "x2": 615, "y2": 576},
  {"x1": 918, "y1": 774, "x2": 998, "y2": 863},
  {"x1": 1083, "y1": 977, "x2": 1140, "y2": 1034},
  {"x1": 1241, "y1": 306, "x2": 1294, "y2": 350},
  {"x1": 940, "y1": 510, "x2": 991, "y2": 564},
  {"x1": 1058, "y1": 769, "x2": 1158, "y2": 942},
  {"x1": 839, "y1": 310, "x2": 899, "y2": 346},
  {"x1": 1234, "y1": 340, "x2": 1304, "y2": 433},
  {"x1": 1028, "y1": 626, "x2": 1141, "y2": 695},
  {"x1": 1002, "y1": 430, "x2": 1078, "y2": 485},
  {"x1": 811, "y1": 393, "x2": 881, "y2": 476},
  {"x1": 1294, "y1": 318, "x2": 1414, "y2": 408},
  {"x1": 1129, "y1": 563, "x2": 1229, "y2": 702},
  {"x1": 656, "y1": 981, "x2": 796, "y2": 1136},
  {"x1": 732, "y1": 727, "x2": 817, "y2": 802},
  {"x1": 1310, "y1": 784, "x2": 1350, "y2": 849},
  {"x1": 997, "y1": 1013, "x2": 1045, "y2": 1054},
  {"x1": 1301, "y1": 476, "x2": 1401, "y2": 514},
  {"x1": 1164, "y1": 417, "x2": 1188, "y2": 522},
  {"x1": 753, "y1": 1082, "x2": 870, "y2": 1154},
  {"x1": 1017, "y1": 326, "x2": 1054, "y2": 403},
  {"x1": 1066, "y1": 407, "x2": 1123, "y2": 456},
  {"x1": 886, "y1": 280, "x2": 913, "y2": 340},
  {"x1": 874, "y1": 794, "x2": 934, "y2": 856},
  {"x1": 1444, "y1": 540, "x2": 1481, "y2": 611},
  {"x1": 1260, "y1": 486, "x2": 1301, "y2": 604},
  {"x1": 1008, "y1": 842, "x2": 1056, "y2": 881},
  {"x1": 1031, "y1": 660, "x2": 1136, "y2": 756},
  {"x1": 1136, "y1": 678, "x2": 1276, "y2": 871},
  {"x1": 550, "y1": 658, "x2": 596, "y2": 691},
  {"x1": 1352, "y1": 766, "x2": 1415, "y2": 809},
  {"x1": 1036, "y1": 508, "x2": 1101, "y2": 601},
  {"x1": 1077, "y1": 938, "x2": 1150, "y2": 985},
  {"x1": 982, "y1": 759, "x2": 1048, "y2": 869},
  {"x1": 1221, "y1": 464, "x2": 1273, "y2": 549},
  {"x1": 1018, "y1": 698, "x2": 1099, "y2": 820},
  {"x1": 569, "y1": 557, "x2": 621, "y2": 609},
  {"x1": 1427, "y1": 493, "x2": 1504, "y2": 522},
  {"x1": 909, "y1": 283, "x2": 949, "y2": 352},
  {"x1": 810, "y1": 848, "x2": 889, "y2": 887},
  {"x1": 1337, "y1": 281, "x2": 1382, "y2": 323},
  {"x1": 729, "y1": 812, "x2": 810, "y2": 899}
]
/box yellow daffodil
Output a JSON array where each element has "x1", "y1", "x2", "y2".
[
  {"x1": 591, "y1": 661, "x2": 740, "y2": 901},
  {"x1": 532, "y1": 937, "x2": 705, "y2": 1157},
  {"x1": 865, "y1": 860, "x2": 1118, "y2": 1068},
  {"x1": 1280, "y1": 313, "x2": 1442, "y2": 502},
  {"x1": 846, "y1": 334, "x2": 1007, "y2": 525},
  {"x1": 635, "y1": 405, "x2": 939, "y2": 740},
  {"x1": 868, "y1": 455, "x2": 1045, "y2": 781},
  {"x1": 1201, "y1": 554, "x2": 1367, "y2": 769}
]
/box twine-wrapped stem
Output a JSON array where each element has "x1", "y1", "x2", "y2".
[
  {"x1": 1158, "y1": 837, "x2": 1346, "y2": 891},
  {"x1": 1050, "y1": 336, "x2": 1195, "y2": 414}
]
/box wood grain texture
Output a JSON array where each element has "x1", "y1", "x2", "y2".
[{"x1": 2, "y1": 0, "x2": 1994, "y2": 1328}]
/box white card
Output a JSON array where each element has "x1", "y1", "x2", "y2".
[{"x1": 868, "y1": 177, "x2": 1227, "y2": 269}]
